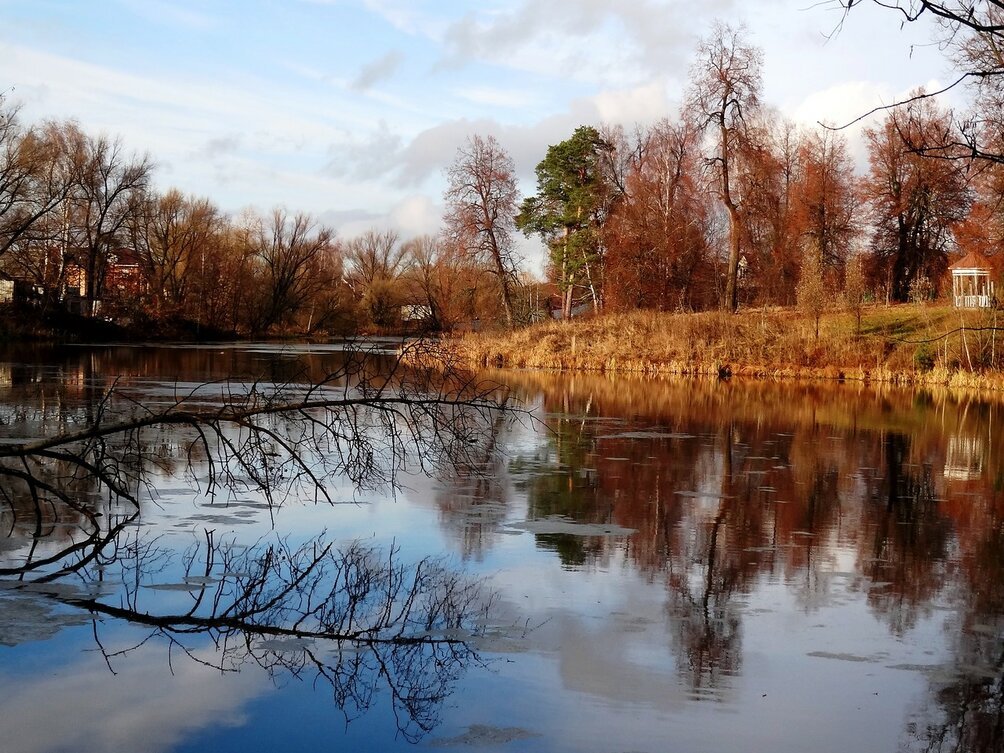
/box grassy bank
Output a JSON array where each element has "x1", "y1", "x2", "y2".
[{"x1": 438, "y1": 304, "x2": 1004, "y2": 389}]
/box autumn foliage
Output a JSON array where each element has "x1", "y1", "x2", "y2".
[{"x1": 4, "y1": 16, "x2": 1004, "y2": 338}]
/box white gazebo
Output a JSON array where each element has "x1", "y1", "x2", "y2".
[{"x1": 949, "y1": 252, "x2": 995, "y2": 308}]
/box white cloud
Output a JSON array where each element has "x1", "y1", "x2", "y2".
[
  {"x1": 440, "y1": 0, "x2": 756, "y2": 87},
  {"x1": 362, "y1": 0, "x2": 453, "y2": 39},
  {"x1": 336, "y1": 194, "x2": 443, "y2": 239},
  {"x1": 591, "y1": 81, "x2": 674, "y2": 125},
  {"x1": 786, "y1": 76, "x2": 963, "y2": 171},
  {"x1": 3, "y1": 43, "x2": 351, "y2": 150},
  {"x1": 789, "y1": 81, "x2": 893, "y2": 129},
  {"x1": 389, "y1": 194, "x2": 442, "y2": 237},
  {"x1": 0, "y1": 643, "x2": 263, "y2": 753}
]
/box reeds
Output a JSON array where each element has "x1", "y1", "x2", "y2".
[{"x1": 435, "y1": 305, "x2": 1004, "y2": 389}]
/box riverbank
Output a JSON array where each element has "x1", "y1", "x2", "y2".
[
  {"x1": 437, "y1": 304, "x2": 1004, "y2": 389},
  {"x1": 0, "y1": 304, "x2": 248, "y2": 343}
]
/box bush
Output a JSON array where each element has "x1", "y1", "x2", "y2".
[{"x1": 914, "y1": 344, "x2": 936, "y2": 372}]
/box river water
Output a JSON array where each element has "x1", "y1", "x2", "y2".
[{"x1": 0, "y1": 342, "x2": 1001, "y2": 753}]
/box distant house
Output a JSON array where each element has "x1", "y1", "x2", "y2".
[
  {"x1": 0, "y1": 272, "x2": 40, "y2": 305},
  {"x1": 62, "y1": 248, "x2": 147, "y2": 316},
  {"x1": 104, "y1": 248, "x2": 145, "y2": 298},
  {"x1": 401, "y1": 304, "x2": 433, "y2": 324},
  {"x1": 949, "y1": 252, "x2": 996, "y2": 308}
]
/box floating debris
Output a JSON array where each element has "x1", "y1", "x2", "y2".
[
  {"x1": 505, "y1": 516, "x2": 636, "y2": 536},
  {"x1": 432, "y1": 724, "x2": 539, "y2": 747}
]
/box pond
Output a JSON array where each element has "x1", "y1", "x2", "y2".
[{"x1": 0, "y1": 342, "x2": 1002, "y2": 753}]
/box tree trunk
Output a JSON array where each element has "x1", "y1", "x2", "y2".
[
  {"x1": 723, "y1": 205, "x2": 741, "y2": 313},
  {"x1": 719, "y1": 113, "x2": 741, "y2": 314},
  {"x1": 561, "y1": 227, "x2": 572, "y2": 321},
  {"x1": 489, "y1": 229, "x2": 515, "y2": 327},
  {"x1": 498, "y1": 271, "x2": 514, "y2": 327},
  {"x1": 583, "y1": 255, "x2": 600, "y2": 313}
]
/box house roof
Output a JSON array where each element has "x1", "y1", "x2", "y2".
[{"x1": 949, "y1": 251, "x2": 993, "y2": 272}]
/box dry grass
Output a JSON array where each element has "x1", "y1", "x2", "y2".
[{"x1": 431, "y1": 304, "x2": 1004, "y2": 389}]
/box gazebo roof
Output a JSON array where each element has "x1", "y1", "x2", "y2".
[{"x1": 949, "y1": 251, "x2": 993, "y2": 273}]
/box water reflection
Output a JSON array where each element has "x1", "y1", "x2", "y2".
[
  {"x1": 6, "y1": 345, "x2": 1004, "y2": 751},
  {"x1": 475, "y1": 372, "x2": 1004, "y2": 748},
  {"x1": 0, "y1": 343, "x2": 509, "y2": 749}
]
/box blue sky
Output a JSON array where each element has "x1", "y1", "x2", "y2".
[{"x1": 1, "y1": 0, "x2": 953, "y2": 271}]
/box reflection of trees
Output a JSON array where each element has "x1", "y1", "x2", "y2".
[
  {"x1": 5, "y1": 516, "x2": 492, "y2": 742},
  {"x1": 0, "y1": 344, "x2": 509, "y2": 509},
  {"x1": 901, "y1": 482, "x2": 1004, "y2": 753},
  {"x1": 665, "y1": 425, "x2": 758, "y2": 695},
  {"x1": 909, "y1": 627, "x2": 1004, "y2": 753},
  {"x1": 858, "y1": 433, "x2": 952, "y2": 635},
  {"x1": 499, "y1": 371, "x2": 1004, "y2": 745},
  {"x1": 433, "y1": 393, "x2": 514, "y2": 561},
  {"x1": 497, "y1": 386, "x2": 629, "y2": 566},
  {"x1": 510, "y1": 373, "x2": 1004, "y2": 702},
  {"x1": 0, "y1": 345, "x2": 513, "y2": 742}
]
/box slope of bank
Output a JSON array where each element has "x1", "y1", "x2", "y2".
[{"x1": 440, "y1": 305, "x2": 1004, "y2": 389}]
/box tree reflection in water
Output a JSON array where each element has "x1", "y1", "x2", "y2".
[
  {"x1": 0, "y1": 347, "x2": 512, "y2": 743},
  {"x1": 9, "y1": 349, "x2": 1004, "y2": 749},
  {"x1": 900, "y1": 447, "x2": 1004, "y2": 753},
  {"x1": 503, "y1": 372, "x2": 1004, "y2": 742},
  {"x1": 5, "y1": 517, "x2": 492, "y2": 742}
]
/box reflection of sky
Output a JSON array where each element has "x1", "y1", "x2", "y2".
[
  {"x1": 0, "y1": 345, "x2": 995, "y2": 752},
  {"x1": 0, "y1": 624, "x2": 264, "y2": 753},
  {"x1": 1, "y1": 562, "x2": 948, "y2": 753},
  {"x1": 443, "y1": 570, "x2": 948, "y2": 753}
]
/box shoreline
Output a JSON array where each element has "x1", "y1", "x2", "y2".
[{"x1": 429, "y1": 305, "x2": 1004, "y2": 392}]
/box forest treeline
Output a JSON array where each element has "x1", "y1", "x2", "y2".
[{"x1": 2, "y1": 15, "x2": 1003, "y2": 337}]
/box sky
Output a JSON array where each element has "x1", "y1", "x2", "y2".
[{"x1": 0, "y1": 0, "x2": 959, "y2": 273}]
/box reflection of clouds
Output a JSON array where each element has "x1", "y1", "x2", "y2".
[
  {"x1": 555, "y1": 617, "x2": 687, "y2": 708},
  {"x1": 0, "y1": 642, "x2": 264, "y2": 753},
  {"x1": 488, "y1": 559, "x2": 688, "y2": 709}
]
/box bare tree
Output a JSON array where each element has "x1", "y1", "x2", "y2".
[
  {"x1": 844, "y1": 252, "x2": 868, "y2": 335},
  {"x1": 401, "y1": 234, "x2": 465, "y2": 331},
  {"x1": 833, "y1": 2, "x2": 1004, "y2": 163},
  {"x1": 444, "y1": 135, "x2": 521, "y2": 327},
  {"x1": 604, "y1": 119, "x2": 714, "y2": 311},
  {"x1": 65, "y1": 129, "x2": 151, "y2": 315},
  {"x1": 127, "y1": 189, "x2": 220, "y2": 319},
  {"x1": 797, "y1": 239, "x2": 829, "y2": 340},
  {"x1": 862, "y1": 97, "x2": 972, "y2": 301},
  {"x1": 343, "y1": 229, "x2": 410, "y2": 329},
  {"x1": 343, "y1": 230, "x2": 409, "y2": 290},
  {"x1": 242, "y1": 209, "x2": 338, "y2": 334},
  {"x1": 0, "y1": 103, "x2": 79, "y2": 264},
  {"x1": 796, "y1": 127, "x2": 861, "y2": 271},
  {"x1": 686, "y1": 22, "x2": 764, "y2": 313}
]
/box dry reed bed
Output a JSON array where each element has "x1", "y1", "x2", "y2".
[{"x1": 428, "y1": 306, "x2": 1004, "y2": 391}]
